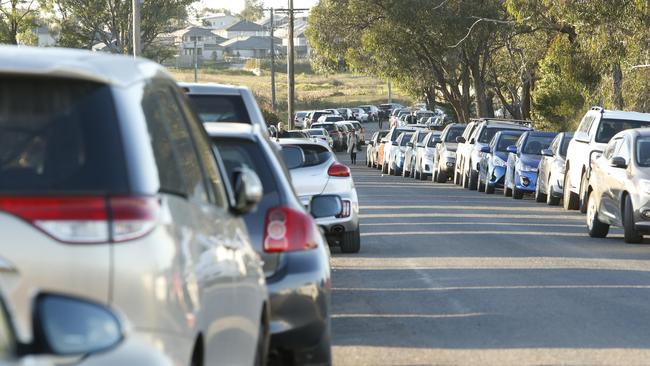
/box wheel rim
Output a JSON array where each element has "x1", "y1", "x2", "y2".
[{"x1": 587, "y1": 194, "x2": 596, "y2": 230}]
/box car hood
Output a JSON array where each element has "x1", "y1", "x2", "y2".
[{"x1": 520, "y1": 154, "x2": 542, "y2": 166}]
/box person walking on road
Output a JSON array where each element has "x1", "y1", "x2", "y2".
[{"x1": 347, "y1": 130, "x2": 359, "y2": 165}]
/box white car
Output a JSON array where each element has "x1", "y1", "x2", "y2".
[
  {"x1": 380, "y1": 126, "x2": 419, "y2": 174},
  {"x1": 279, "y1": 139, "x2": 361, "y2": 253},
  {"x1": 564, "y1": 106, "x2": 650, "y2": 212},
  {"x1": 351, "y1": 107, "x2": 369, "y2": 122},
  {"x1": 414, "y1": 131, "x2": 442, "y2": 180},
  {"x1": 386, "y1": 132, "x2": 415, "y2": 176},
  {"x1": 306, "y1": 127, "x2": 334, "y2": 147}
]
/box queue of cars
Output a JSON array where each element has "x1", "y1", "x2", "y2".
[
  {"x1": 369, "y1": 108, "x2": 650, "y2": 245},
  {"x1": 0, "y1": 46, "x2": 362, "y2": 366}
]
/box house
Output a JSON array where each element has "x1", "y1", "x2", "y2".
[
  {"x1": 217, "y1": 20, "x2": 268, "y2": 39},
  {"x1": 199, "y1": 13, "x2": 239, "y2": 30},
  {"x1": 257, "y1": 14, "x2": 288, "y2": 29},
  {"x1": 220, "y1": 36, "x2": 282, "y2": 59},
  {"x1": 163, "y1": 26, "x2": 227, "y2": 67},
  {"x1": 276, "y1": 17, "x2": 311, "y2": 58}
]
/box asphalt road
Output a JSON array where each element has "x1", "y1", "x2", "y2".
[{"x1": 330, "y1": 122, "x2": 650, "y2": 366}]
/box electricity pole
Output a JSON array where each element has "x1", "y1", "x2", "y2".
[
  {"x1": 269, "y1": 8, "x2": 276, "y2": 111},
  {"x1": 194, "y1": 39, "x2": 198, "y2": 82},
  {"x1": 132, "y1": 0, "x2": 142, "y2": 57}
]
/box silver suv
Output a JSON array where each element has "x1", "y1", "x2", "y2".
[{"x1": 0, "y1": 47, "x2": 268, "y2": 365}]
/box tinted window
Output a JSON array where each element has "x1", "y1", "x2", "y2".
[
  {"x1": 479, "y1": 128, "x2": 524, "y2": 144},
  {"x1": 636, "y1": 137, "x2": 650, "y2": 167},
  {"x1": 559, "y1": 136, "x2": 572, "y2": 157},
  {"x1": 522, "y1": 135, "x2": 555, "y2": 155},
  {"x1": 324, "y1": 116, "x2": 344, "y2": 122},
  {"x1": 313, "y1": 124, "x2": 337, "y2": 133},
  {"x1": 0, "y1": 77, "x2": 127, "y2": 193},
  {"x1": 187, "y1": 94, "x2": 251, "y2": 124},
  {"x1": 497, "y1": 135, "x2": 521, "y2": 152},
  {"x1": 595, "y1": 119, "x2": 650, "y2": 143},
  {"x1": 445, "y1": 127, "x2": 465, "y2": 142},
  {"x1": 391, "y1": 129, "x2": 412, "y2": 142},
  {"x1": 285, "y1": 131, "x2": 308, "y2": 138},
  {"x1": 143, "y1": 84, "x2": 208, "y2": 201},
  {"x1": 417, "y1": 133, "x2": 427, "y2": 143},
  {"x1": 400, "y1": 134, "x2": 413, "y2": 146},
  {"x1": 427, "y1": 134, "x2": 440, "y2": 147},
  {"x1": 281, "y1": 146, "x2": 304, "y2": 169},
  {"x1": 308, "y1": 129, "x2": 324, "y2": 136}
]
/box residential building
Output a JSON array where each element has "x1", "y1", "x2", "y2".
[
  {"x1": 217, "y1": 20, "x2": 268, "y2": 39},
  {"x1": 198, "y1": 13, "x2": 239, "y2": 30},
  {"x1": 220, "y1": 36, "x2": 282, "y2": 59}
]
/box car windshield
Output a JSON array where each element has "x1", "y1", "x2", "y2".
[
  {"x1": 522, "y1": 135, "x2": 555, "y2": 155},
  {"x1": 0, "y1": 77, "x2": 128, "y2": 193},
  {"x1": 479, "y1": 128, "x2": 523, "y2": 143},
  {"x1": 325, "y1": 116, "x2": 344, "y2": 122},
  {"x1": 308, "y1": 129, "x2": 324, "y2": 136},
  {"x1": 445, "y1": 127, "x2": 465, "y2": 142},
  {"x1": 400, "y1": 134, "x2": 413, "y2": 146},
  {"x1": 560, "y1": 135, "x2": 572, "y2": 157},
  {"x1": 417, "y1": 133, "x2": 427, "y2": 143},
  {"x1": 295, "y1": 112, "x2": 307, "y2": 119},
  {"x1": 496, "y1": 134, "x2": 521, "y2": 152},
  {"x1": 427, "y1": 134, "x2": 440, "y2": 147},
  {"x1": 596, "y1": 119, "x2": 650, "y2": 143},
  {"x1": 636, "y1": 137, "x2": 650, "y2": 167},
  {"x1": 187, "y1": 94, "x2": 251, "y2": 124}
]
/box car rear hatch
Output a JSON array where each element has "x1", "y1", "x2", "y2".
[
  {"x1": 283, "y1": 144, "x2": 336, "y2": 205},
  {"x1": 0, "y1": 76, "x2": 129, "y2": 337}
]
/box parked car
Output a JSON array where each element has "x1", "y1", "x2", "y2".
[
  {"x1": 324, "y1": 108, "x2": 341, "y2": 116},
  {"x1": 278, "y1": 139, "x2": 361, "y2": 253},
  {"x1": 366, "y1": 130, "x2": 389, "y2": 167},
  {"x1": 386, "y1": 132, "x2": 415, "y2": 176},
  {"x1": 206, "y1": 124, "x2": 333, "y2": 363},
  {"x1": 457, "y1": 119, "x2": 532, "y2": 190},
  {"x1": 379, "y1": 103, "x2": 402, "y2": 120},
  {"x1": 282, "y1": 130, "x2": 311, "y2": 139},
  {"x1": 433, "y1": 123, "x2": 467, "y2": 183},
  {"x1": 477, "y1": 130, "x2": 526, "y2": 194},
  {"x1": 380, "y1": 126, "x2": 419, "y2": 173},
  {"x1": 413, "y1": 131, "x2": 442, "y2": 180},
  {"x1": 564, "y1": 107, "x2": 650, "y2": 212},
  {"x1": 317, "y1": 114, "x2": 345, "y2": 124},
  {"x1": 402, "y1": 128, "x2": 430, "y2": 178},
  {"x1": 536, "y1": 132, "x2": 574, "y2": 205},
  {"x1": 306, "y1": 127, "x2": 334, "y2": 147},
  {"x1": 586, "y1": 129, "x2": 650, "y2": 243},
  {"x1": 346, "y1": 120, "x2": 366, "y2": 142},
  {"x1": 351, "y1": 107, "x2": 369, "y2": 122},
  {"x1": 305, "y1": 110, "x2": 333, "y2": 127},
  {"x1": 294, "y1": 110, "x2": 309, "y2": 129},
  {"x1": 312, "y1": 122, "x2": 346, "y2": 152},
  {"x1": 504, "y1": 131, "x2": 558, "y2": 199},
  {"x1": 1, "y1": 47, "x2": 268, "y2": 366},
  {"x1": 359, "y1": 105, "x2": 380, "y2": 121},
  {"x1": 337, "y1": 108, "x2": 355, "y2": 120}
]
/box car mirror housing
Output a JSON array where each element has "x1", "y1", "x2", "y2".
[
  {"x1": 407, "y1": 142, "x2": 414, "y2": 148},
  {"x1": 231, "y1": 167, "x2": 263, "y2": 214},
  {"x1": 433, "y1": 137, "x2": 443, "y2": 144},
  {"x1": 574, "y1": 131, "x2": 590, "y2": 143},
  {"x1": 541, "y1": 148, "x2": 554, "y2": 157},
  {"x1": 506, "y1": 145, "x2": 518, "y2": 154},
  {"x1": 310, "y1": 195, "x2": 343, "y2": 219},
  {"x1": 610, "y1": 156, "x2": 628, "y2": 169},
  {"x1": 480, "y1": 146, "x2": 490, "y2": 153},
  {"x1": 456, "y1": 136, "x2": 466, "y2": 144}
]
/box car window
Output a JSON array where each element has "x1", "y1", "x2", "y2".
[
  {"x1": 400, "y1": 134, "x2": 413, "y2": 146},
  {"x1": 281, "y1": 146, "x2": 304, "y2": 169},
  {"x1": 143, "y1": 84, "x2": 208, "y2": 202},
  {"x1": 497, "y1": 135, "x2": 521, "y2": 152},
  {"x1": 618, "y1": 138, "x2": 632, "y2": 161},
  {"x1": 186, "y1": 94, "x2": 251, "y2": 124},
  {"x1": 578, "y1": 115, "x2": 594, "y2": 134},
  {"x1": 445, "y1": 127, "x2": 464, "y2": 142},
  {"x1": 559, "y1": 135, "x2": 571, "y2": 157},
  {"x1": 427, "y1": 134, "x2": 440, "y2": 147},
  {"x1": 309, "y1": 129, "x2": 324, "y2": 136},
  {"x1": 595, "y1": 119, "x2": 650, "y2": 143},
  {"x1": 0, "y1": 77, "x2": 129, "y2": 193},
  {"x1": 292, "y1": 144, "x2": 331, "y2": 167},
  {"x1": 603, "y1": 138, "x2": 622, "y2": 159},
  {"x1": 636, "y1": 137, "x2": 650, "y2": 167},
  {"x1": 417, "y1": 133, "x2": 427, "y2": 143},
  {"x1": 479, "y1": 127, "x2": 519, "y2": 144},
  {"x1": 522, "y1": 135, "x2": 555, "y2": 155}
]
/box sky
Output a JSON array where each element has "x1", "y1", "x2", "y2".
[{"x1": 196, "y1": 0, "x2": 319, "y2": 13}]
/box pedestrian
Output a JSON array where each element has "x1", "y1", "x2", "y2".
[
  {"x1": 378, "y1": 111, "x2": 383, "y2": 129},
  {"x1": 347, "y1": 130, "x2": 358, "y2": 165},
  {"x1": 276, "y1": 122, "x2": 290, "y2": 139}
]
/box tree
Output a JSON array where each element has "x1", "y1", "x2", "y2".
[
  {"x1": 239, "y1": 0, "x2": 263, "y2": 22},
  {"x1": 0, "y1": 0, "x2": 42, "y2": 45}
]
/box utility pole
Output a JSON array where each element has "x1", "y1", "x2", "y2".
[
  {"x1": 269, "y1": 8, "x2": 276, "y2": 111},
  {"x1": 132, "y1": 0, "x2": 142, "y2": 57},
  {"x1": 194, "y1": 39, "x2": 198, "y2": 82},
  {"x1": 388, "y1": 80, "x2": 392, "y2": 103}
]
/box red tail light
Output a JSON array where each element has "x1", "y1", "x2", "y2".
[
  {"x1": 328, "y1": 162, "x2": 350, "y2": 177},
  {"x1": 0, "y1": 196, "x2": 159, "y2": 244},
  {"x1": 263, "y1": 207, "x2": 319, "y2": 253}
]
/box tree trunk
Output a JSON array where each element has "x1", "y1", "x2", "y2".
[
  {"x1": 423, "y1": 86, "x2": 436, "y2": 111},
  {"x1": 521, "y1": 78, "x2": 532, "y2": 120},
  {"x1": 469, "y1": 58, "x2": 492, "y2": 118},
  {"x1": 612, "y1": 62, "x2": 624, "y2": 109}
]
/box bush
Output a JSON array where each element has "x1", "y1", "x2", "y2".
[{"x1": 262, "y1": 108, "x2": 280, "y2": 125}]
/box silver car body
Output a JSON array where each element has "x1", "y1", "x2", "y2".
[
  {"x1": 538, "y1": 132, "x2": 573, "y2": 201},
  {"x1": 0, "y1": 47, "x2": 267, "y2": 366},
  {"x1": 415, "y1": 131, "x2": 442, "y2": 179}
]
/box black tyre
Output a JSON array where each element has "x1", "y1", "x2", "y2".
[
  {"x1": 513, "y1": 187, "x2": 524, "y2": 199},
  {"x1": 341, "y1": 230, "x2": 361, "y2": 253},
  {"x1": 468, "y1": 170, "x2": 478, "y2": 190},
  {"x1": 436, "y1": 170, "x2": 447, "y2": 183},
  {"x1": 485, "y1": 181, "x2": 495, "y2": 194},
  {"x1": 504, "y1": 184, "x2": 512, "y2": 197},
  {"x1": 623, "y1": 195, "x2": 643, "y2": 244},
  {"x1": 382, "y1": 162, "x2": 388, "y2": 174},
  {"x1": 463, "y1": 171, "x2": 469, "y2": 189},
  {"x1": 587, "y1": 192, "x2": 609, "y2": 238},
  {"x1": 563, "y1": 168, "x2": 580, "y2": 210},
  {"x1": 477, "y1": 174, "x2": 486, "y2": 192},
  {"x1": 535, "y1": 181, "x2": 547, "y2": 203},
  {"x1": 579, "y1": 172, "x2": 589, "y2": 214},
  {"x1": 547, "y1": 178, "x2": 560, "y2": 206},
  {"x1": 432, "y1": 169, "x2": 439, "y2": 183}
]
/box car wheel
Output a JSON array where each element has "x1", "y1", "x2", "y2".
[
  {"x1": 341, "y1": 230, "x2": 361, "y2": 253},
  {"x1": 563, "y1": 168, "x2": 580, "y2": 210},
  {"x1": 535, "y1": 180, "x2": 547, "y2": 203},
  {"x1": 485, "y1": 179, "x2": 495, "y2": 194},
  {"x1": 477, "y1": 173, "x2": 486, "y2": 192},
  {"x1": 587, "y1": 191, "x2": 609, "y2": 238},
  {"x1": 623, "y1": 195, "x2": 643, "y2": 244},
  {"x1": 292, "y1": 324, "x2": 332, "y2": 366},
  {"x1": 436, "y1": 169, "x2": 447, "y2": 183},
  {"x1": 382, "y1": 162, "x2": 388, "y2": 174},
  {"x1": 547, "y1": 178, "x2": 560, "y2": 206},
  {"x1": 513, "y1": 186, "x2": 524, "y2": 199},
  {"x1": 468, "y1": 170, "x2": 478, "y2": 190},
  {"x1": 462, "y1": 170, "x2": 469, "y2": 189},
  {"x1": 579, "y1": 171, "x2": 589, "y2": 214},
  {"x1": 433, "y1": 169, "x2": 439, "y2": 182}
]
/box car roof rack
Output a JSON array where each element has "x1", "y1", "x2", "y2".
[{"x1": 469, "y1": 117, "x2": 533, "y2": 127}]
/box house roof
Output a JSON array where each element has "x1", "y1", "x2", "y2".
[
  {"x1": 220, "y1": 36, "x2": 282, "y2": 50},
  {"x1": 225, "y1": 20, "x2": 265, "y2": 32},
  {"x1": 173, "y1": 26, "x2": 217, "y2": 38}
]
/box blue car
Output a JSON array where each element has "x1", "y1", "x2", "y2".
[
  {"x1": 478, "y1": 130, "x2": 527, "y2": 194},
  {"x1": 504, "y1": 131, "x2": 558, "y2": 199}
]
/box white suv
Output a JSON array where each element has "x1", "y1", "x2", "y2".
[{"x1": 564, "y1": 107, "x2": 650, "y2": 212}]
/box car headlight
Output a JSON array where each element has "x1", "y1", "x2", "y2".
[
  {"x1": 517, "y1": 161, "x2": 538, "y2": 172},
  {"x1": 492, "y1": 156, "x2": 506, "y2": 167}
]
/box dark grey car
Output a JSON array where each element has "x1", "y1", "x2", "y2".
[{"x1": 205, "y1": 123, "x2": 332, "y2": 365}]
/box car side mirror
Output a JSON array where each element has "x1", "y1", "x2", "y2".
[
  {"x1": 541, "y1": 148, "x2": 553, "y2": 157},
  {"x1": 231, "y1": 167, "x2": 263, "y2": 214},
  {"x1": 506, "y1": 145, "x2": 518, "y2": 154},
  {"x1": 480, "y1": 145, "x2": 490, "y2": 153},
  {"x1": 21, "y1": 293, "x2": 124, "y2": 356},
  {"x1": 366, "y1": 140, "x2": 373, "y2": 146},
  {"x1": 407, "y1": 142, "x2": 414, "y2": 148},
  {"x1": 432, "y1": 137, "x2": 442, "y2": 144},
  {"x1": 574, "y1": 131, "x2": 590, "y2": 143},
  {"x1": 456, "y1": 136, "x2": 466, "y2": 143},
  {"x1": 469, "y1": 138, "x2": 476, "y2": 144},
  {"x1": 610, "y1": 156, "x2": 627, "y2": 169},
  {"x1": 310, "y1": 195, "x2": 343, "y2": 219},
  {"x1": 416, "y1": 143, "x2": 424, "y2": 148}
]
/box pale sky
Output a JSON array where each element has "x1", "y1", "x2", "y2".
[{"x1": 196, "y1": 0, "x2": 319, "y2": 13}]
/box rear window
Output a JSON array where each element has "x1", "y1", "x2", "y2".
[
  {"x1": 0, "y1": 77, "x2": 127, "y2": 192},
  {"x1": 522, "y1": 135, "x2": 555, "y2": 155},
  {"x1": 479, "y1": 127, "x2": 523, "y2": 143},
  {"x1": 595, "y1": 119, "x2": 650, "y2": 143},
  {"x1": 308, "y1": 129, "x2": 324, "y2": 136},
  {"x1": 324, "y1": 116, "x2": 344, "y2": 122},
  {"x1": 187, "y1": 94, "x2": 251, "y2": 124},
  {"x1": 313, "y1": 124, "x2": 336, "y2": 133},
  {"x1": 289, "y1": 144, "x2": 331, "y2": 168}
]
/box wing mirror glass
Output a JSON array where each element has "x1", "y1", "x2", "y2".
[
  {"x1": 610, "y1": 156, "x2": 627, "y2": 169},
  {"x1": 456, "y1": 136, "x2": 466, "y2": 144},
  {"x1": 480, "y1": 145, "x2": 490, "y2": 153},
  {"x1": 232, "y1": 167, "x2": 263, "y2": 214},
  {"x1": 541, "y1": 148, "x2": 554, "y2": 157},
  {"x1": 310, "y1": 195, "x2": 343, "y2": 219},
  {"x1": 25, "y1": 294, "x2": 124, "y2": 356},
  {"x1": 506, "y1": 145, "x2": 518, "y2": 154}
]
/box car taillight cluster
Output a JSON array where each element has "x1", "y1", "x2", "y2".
[
  {"x1": 337, "y1": 200, "x2": 351, "y2": 218},
  {"x1": 0, "y1": 196, "x2": 159, "y2": 244},
  {"x1": 328, "y1": 162, "x2": 350, "y2": 177},
  {"x1": 263, "y1": 207, "x2": 319, "y2": 253}
]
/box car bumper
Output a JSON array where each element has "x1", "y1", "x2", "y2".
[
  {"x1": 488, "y1": 166, "x2": 506, "y2": 187},
  {"x1": 421, "y1": 157, "x2": 434, "y2": 174},
  {"x1": 441, "y1": 157, "x2": 456, "y2": 174},
  {"x1": 515, "y1": 170, "x2": 538, "y2": 192}
]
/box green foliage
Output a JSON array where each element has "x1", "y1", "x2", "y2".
[
  {"x1": 0, "y1": 0, "x2": 42, "y2": 45},
  {"x1": 239, "y1": 0, "x2": 263, "y2": 22},
  {"x1": 261, "y1": 108, "x2": 280, "y2": 125}
]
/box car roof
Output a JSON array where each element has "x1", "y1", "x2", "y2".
[
  {"x1": 0, "y1": 45, "x2": 170, "y2": 87},
  {"x1": 496, "y1": 130, "x2": 526, "y2": 136},
  {"x1": 615, "y1": 128, "x2": 650, "y2": 139},
  {"x1": 203, "y1": 122, "x2": 257, "y2": 140},
  {"x1": 178, "y1": 82, "x2": 251, "y2": 95},
  {"x1": 526, "y1": 131, "x2": 558, "y2": 137},
  {"x1": 483, "y1": 123, "x2": 531, "y2": 130},
  {"x1": 594, "y1": 108, "x2": 650, "y2": 122}
]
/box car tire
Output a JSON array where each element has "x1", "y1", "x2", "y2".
[
  {"x1": 513, "y1": 187, "x2": 524, "y2": 199},
  {"x1": 436, "y1": 170, "x2": 447, "y2": 183},
  {"x1": 468, "y1": 170, "x2": 478, "y2": 190},
  {"x1": 623, "y1": 195, "x2": 643, "y2": 244},
  {"x1": 341, "y1": 230, "x2": 361, "y2": 253},
  {"x1": 433, "y1": 169, "x2": 438, "y2": 182},
  {"x1": 478, "y1": 174, "x2": 486, "y2": 192},
  {"x1": 462, "y1": 170, "x2": 469, "y2": 189},
  {"x1": 535, "y1": 181, "x2": 547, "y2": 203},
  {"x1": 563, "y1": 168, "x2": 580, "y2": 210},
  {"x1": 292, "y1": 326, "x2": 332, "y2": 366},
  {"x1": 587, "y1": 191, "x2": 609, "y2": 238},
  {"x1": 382, "y1": 162, "x2": 388, "y2": 174},
  {"x1": 485, "y1": 180, "x2": 495, "y2": 194},
  {"x1": 547, "y1": 177, "x2": 560, "y2": 206},
  {"x1": 579, "y1": 172, "x2": 589, "y2": 214},
  {"x1": 504, "y1": 183, "x2": 512, "y2": 197}
]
